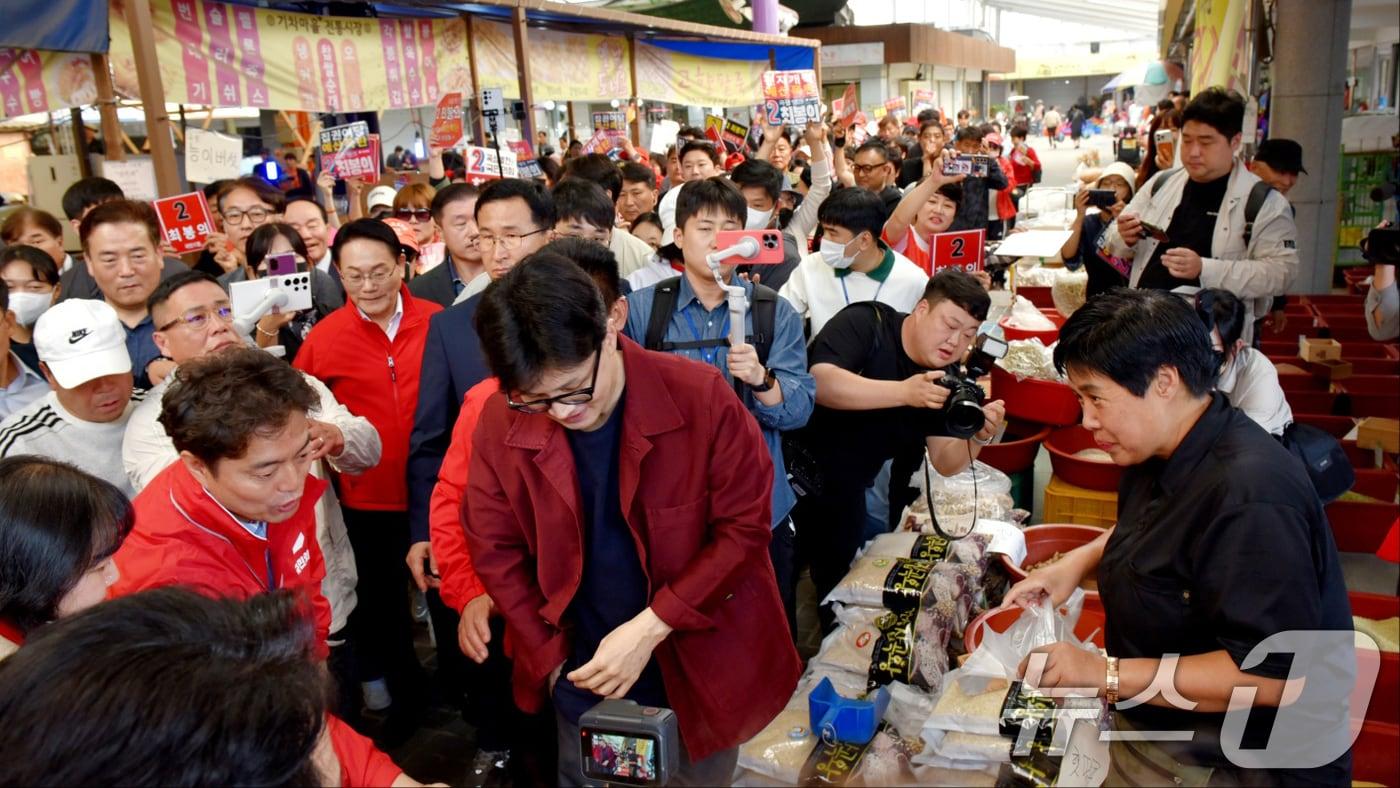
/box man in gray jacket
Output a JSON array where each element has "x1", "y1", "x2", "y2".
[{"x1": 1101, "y1": 88, "x2": 1298, "y2": 342}]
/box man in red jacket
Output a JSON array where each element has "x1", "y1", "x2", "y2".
[
  {"x1": 464, "y1": 254, "x2": 800, "y2": 784},
  {"x1": 112, "y1": 347, "x2": 332, "y2": 653},
  {"x1": 295, "y1": 218, "x2": 443, "y2": 742}
]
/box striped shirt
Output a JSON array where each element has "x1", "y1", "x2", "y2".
[{"x1": 0, "y1": 390, "x2": 144, "y2": 497}]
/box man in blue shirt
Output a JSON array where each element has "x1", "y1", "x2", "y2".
[
  {"x1": 78, "y1": 200, "x2": 169, "y2": 389},
  {"x1": 623, "y1": 177, "x2": 814, "y2": 632}
]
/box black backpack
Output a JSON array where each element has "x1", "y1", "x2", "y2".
[
  {"x1": 641, "y1": 276, "x2": 778, "y2": 368},
  {"x1": 1150, "y1": 168, "x2": 1275, "y2": 246}
]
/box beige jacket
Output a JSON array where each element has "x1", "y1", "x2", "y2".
[{"x1": 1101, "y1": 159, "x2": 1299, "y2": 341}]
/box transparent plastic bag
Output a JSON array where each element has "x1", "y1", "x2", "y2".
[
  {"x1": 1004, "y1": 295, "x2": 1056, "y2": 330},
  {"x1": 910, "y1": 461, "x2": 1015, "y2": 536},
  {"x1": 995, "y1": 339, "x2": 1060, "y2": 382},
  {"x1": 960, "y1": 590, "x2": 1088, "y2": 686},
  {"x1": 923, "y1": 667, "x2": 1012, "y2": 737},
  {"x1": 1051, "y1": 267, "x2": 1088, "y2": 317}
]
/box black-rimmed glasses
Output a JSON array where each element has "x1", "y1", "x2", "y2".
[{"x1": 505, "y1": 350, "x2": 601, "y2": 414}]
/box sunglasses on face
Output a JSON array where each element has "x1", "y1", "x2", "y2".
[{"x1": 396, "y1": 208, "x2": 431, "y2": 222}]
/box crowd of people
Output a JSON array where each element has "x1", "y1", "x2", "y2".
[{"x1": 0, "y1": 82, "x2": 1383, "y2": 787}]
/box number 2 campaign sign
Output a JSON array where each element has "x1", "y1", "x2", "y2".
[
  {"x1": 931, "y1": 229, "x2": 985, "y2": 274},
  {"x1": 152, "y1": 192, "x2": 214, "y2": 255}
]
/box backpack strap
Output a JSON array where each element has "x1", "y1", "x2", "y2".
[
  {"x1": 1150, "y1": 167, "x2": 1181, "y2": 197},
  {"x1": 749, "y1": 283, "x2": 778, "y2": 366},
  {"x1": 643, "y1": 276, "x2": 683, "y2": 352},
  {"x1": 1242, "y1": 180, "x2": 1275, "y2": 247}
]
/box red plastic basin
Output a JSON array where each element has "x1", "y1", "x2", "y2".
[
  {"x1": 1340, "y1": 375, "x2": 1400, "y2": 396},
  {"x1": 990, "y1": 365, "x2": 1082, "y2": 427},
  {"x1": 1295, "y1": 414, "x2": 1357, "y2": 439},
  {"x1": 1326, "y1": 500, "x2": 1400, "y2": 553},
  {"x1": 1352, "y1": 592, "x2": 1400, "y2": 727},
  {"x1": 1339, "y1": 343, "x2": 1400, "y2": 360},
  {"x1": 998, "y1": 524, "x2": 1106, "y2": 591},
  {"x1": 1354, "y1": 721, "x2": 1400, "y2": 786},
  {"x1": 977, "y1": 421, "x2": 1052, "y2": 475},
  {"x1": 999, "y1": 309, "x2": 1065, "y2": 346},
  {"x1": 1333, "y1": 358, "x2": 1400, "y2": 376},
  {"x1": 965, "y1": 594, "x2": 1106, "y2": 652},
  {"x1": 1045, "y1": 426, "x2": 1123, "y2": 492},
  {"x1": 1016, "y1": 286, "x2": 1055, "y2": 309},
  {"x1": 1339, "y1": 376, "x2": 1400, "y2": 419},
  {"x1": 1286, "y1": 390, "x2": 1341, "y2": 416}
]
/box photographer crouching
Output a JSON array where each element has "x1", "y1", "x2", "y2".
[{"x1": 790, "y1": 269, "x2": 1005, "y2": 625}]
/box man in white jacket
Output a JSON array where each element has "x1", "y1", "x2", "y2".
[
  {"x1": 120, "y1": 269, "x2": 382, "y2": 720},
  {"x1": 1100, "y1": 87, "x2": 1298, "y2": 342}
]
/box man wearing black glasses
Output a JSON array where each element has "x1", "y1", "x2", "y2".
[{"x1": 465, "y1": 254, "x2": 799, "y2": 786}]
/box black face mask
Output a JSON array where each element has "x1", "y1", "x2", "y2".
[{"x1": 777, "y1": 208, "x2": 794, "y2": 229}]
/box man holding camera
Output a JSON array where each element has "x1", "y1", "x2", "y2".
[
  {"x1": 790, "y1": 269, "x2": 1005, "y2": 619},
  {"x1": 1101, "y1": 88, "x2": 1298, "y2": 342}
]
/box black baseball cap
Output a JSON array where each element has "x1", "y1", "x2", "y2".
[{"x1": 1254, "y1": 138, "x2": 1307, "y2": 175}]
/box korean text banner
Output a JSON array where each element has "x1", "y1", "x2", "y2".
[
  {"x1": 470, "y1": 20, "x2": 630, "y2": 103},
  {"x1": 635, "y1": 42, "x2": 766, "y2": 109},
  {"x1": 0, "y1": 49, "x2": 99, "y2": 118},
  {"x1": 108, "y1": 0, "x2": 471, "y2": 112}
]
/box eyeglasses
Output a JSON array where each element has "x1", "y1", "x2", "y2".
[
  {"x1": 477, "y1": 228, "x2": 546, "y2": 252},
  {"x1": 396, "y1": 208, "x2": 432, "y2": 222},
  {"x1": 341, "y1": 268, "x2": 398, "y2": 287},
  {"x1": 222, "y1": 207, "x2": 272, "y2": 225},
  {"x1": 157, "y1": 305, "x2": 234, "y2": 332},
  {"x1": 506, "y1": 350, "x2": 601, "y2": 414},
  {"x1": 851, "y1": 163, "x2": 890, "y2": 176}
]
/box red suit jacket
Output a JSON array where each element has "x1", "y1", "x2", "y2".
[{"x1": 463, "y1": 337, "x2": 800, "y2": 760}]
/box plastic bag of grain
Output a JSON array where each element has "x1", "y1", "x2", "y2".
[
  {"x1": 823, "y1": 556, "x2": 935, "y2": 612},
  {"x1": 1051, "y1": 267, "x2": 1088, "y2": 317}
]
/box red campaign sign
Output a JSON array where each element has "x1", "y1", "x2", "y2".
[
  {"x1": 430, "y1": 92, "x2": 464, "y2": 149},
  {"x1": 319, "y1": 121, "x2": 378, "y2": 180},
  {"x1": 883, "y1": 96, "x2": 907, "y2": 116},
  {"x1": 152, "y1": 192, "x2": 214, "y2": 255},
  {"x1": 931, "y1": 229, "x2": 986, "y2": 274},
  {"x1": 839, "y1": 83, "x2": 859, "y2": 128},
  {"x1": 508, "y1": 140, "x2": 534, "y2": 160}
]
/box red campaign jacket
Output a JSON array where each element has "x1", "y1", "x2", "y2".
[
  {"x1": 294, "y1": 287, "x2": 443, "y2": 511},
  {"x1": 463, "y1": 337, "x2": 801, "y2": 761},
  {"x1": 112, "y1": 461, "x2": 332, "y2": 656},
  {"x1": 429, "y1": 377, "x2": 499, "y2": 612}
]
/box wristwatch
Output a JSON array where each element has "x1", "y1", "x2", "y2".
[
  {"x1": 750, "y1": 370, "x2": 776, "y2": 393},
  {"x1": 1105, "y1": 655, "x2": 1120, "y2": 704}
]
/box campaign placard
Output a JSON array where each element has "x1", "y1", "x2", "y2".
[
  {"x1": 761, "y1": 69, "x2": 821, "y2": 126},
  {"x1": 152, "y1": 192, "x2": 215, "y2": 254},
  {"x1": 430, "y1": 92, "x2": 464, "y2": 149},
  {"x1": 931, "y1": 229, "x2": 986, "y2": 274},
  {"x1": 318, "y1": 121, "x2": 378, "y2": 180}
]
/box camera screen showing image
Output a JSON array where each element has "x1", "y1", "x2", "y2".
[
  {"x1": 942, "y1": 154, "x2": 991, "y2": 177},
  {"x1": 583, "y1": 732, "x2": 659, "y2": 785}
]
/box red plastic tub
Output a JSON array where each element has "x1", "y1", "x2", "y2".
[
  {"x1": 1295, "y1": 414, "x2": 1357, "y2": 439},
  {"x1": 999, "y1": 309, "x2": 1065, "y2": 346},
  {"x1": 990, "y1": 365, "x2": 1082, "y2": 427},
  {"x1": 1352, "y1": 592, "x2": 1400, "y2": 727},
  {"x1": 1354, "y1": 721, "x2": 1400, "y2": 786},
  {"x1": 1015, "y1": 286, "x2": 1055, "y2": 309},
  {"x1": 964, "y1": 594, "x2": 1106, "y2": 652},
  {"x1": 1286, "y1": 390, "x2": 1341, "y2": 416},
  {"x1": 1326, "y1": 500, "x2": 1400, "y2": 553},
  {"x1": 976, "y1": 421, "x2": 1052, "y2": 475},
  {"x1": 1045, "y1": 426, "x2": 1123, "y2": 492},
  {"x1": 998, "y1": 524, "x2": 1106, "y2": 591}
]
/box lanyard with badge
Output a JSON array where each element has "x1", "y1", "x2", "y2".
[{"x1": 680, "y1": 306, "x2": 730, "y2": 366}]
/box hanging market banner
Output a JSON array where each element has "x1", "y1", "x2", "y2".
[
  {"x1": 108, "y1": 0, "x2": 470, "y2": 112},
  {"x1": 0, "y1": 48, "x2": 99, "y2": 118},
  {"x1": 1189, "y1": 0, "x2": 1249, "y2": 96},
  {"x1": 470, "y1": 20, "x2": 629, "y2": 103},
  {"x1": 635, "y1": 42, "x2": 767, "y2": 109}
]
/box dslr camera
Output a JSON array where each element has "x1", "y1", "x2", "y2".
[{"x1": 938, "y1": 330, "x2": 1008, "y2": 440}]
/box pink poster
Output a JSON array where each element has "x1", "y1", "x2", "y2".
[
  {"x1": 316, "y1": 38, "x2": 342, "y2": 111},
  {"x1": 204, "y1": 2, "x2": 241, "y2": 106},
  {"x1": 171, "y1": 0, "x2": 212, "y2": 106},
  {"x1": 416, "y1": 20, "x2": 439, "y2": 104},
  {"x1": 399, "y1": 22, "x2": 422, "y2": 106},
  {"x1": 380, "y1": 21, "x2": 405, "y2": 109},
  {"x1": 232, "y1": 6, "x2": 268, "y2": 107}
]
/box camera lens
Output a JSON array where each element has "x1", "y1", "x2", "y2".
[{"x1": 942, "y1": 384, "x2": 986, "y2": 440}]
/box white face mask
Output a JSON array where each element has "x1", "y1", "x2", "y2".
[
  {"x1": 7, "y1": 291, "x2": 52, "y2": 327},
  {"x1": 819, "y1": 237, "x2": 858, "y2": 269},
  {"x1": 745, "y1": 206, "x2": 774, "y2": 230}
]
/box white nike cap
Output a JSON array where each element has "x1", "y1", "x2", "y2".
[{"x1": 33, "y1": 299, "x2": 132, "y2": 389}]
